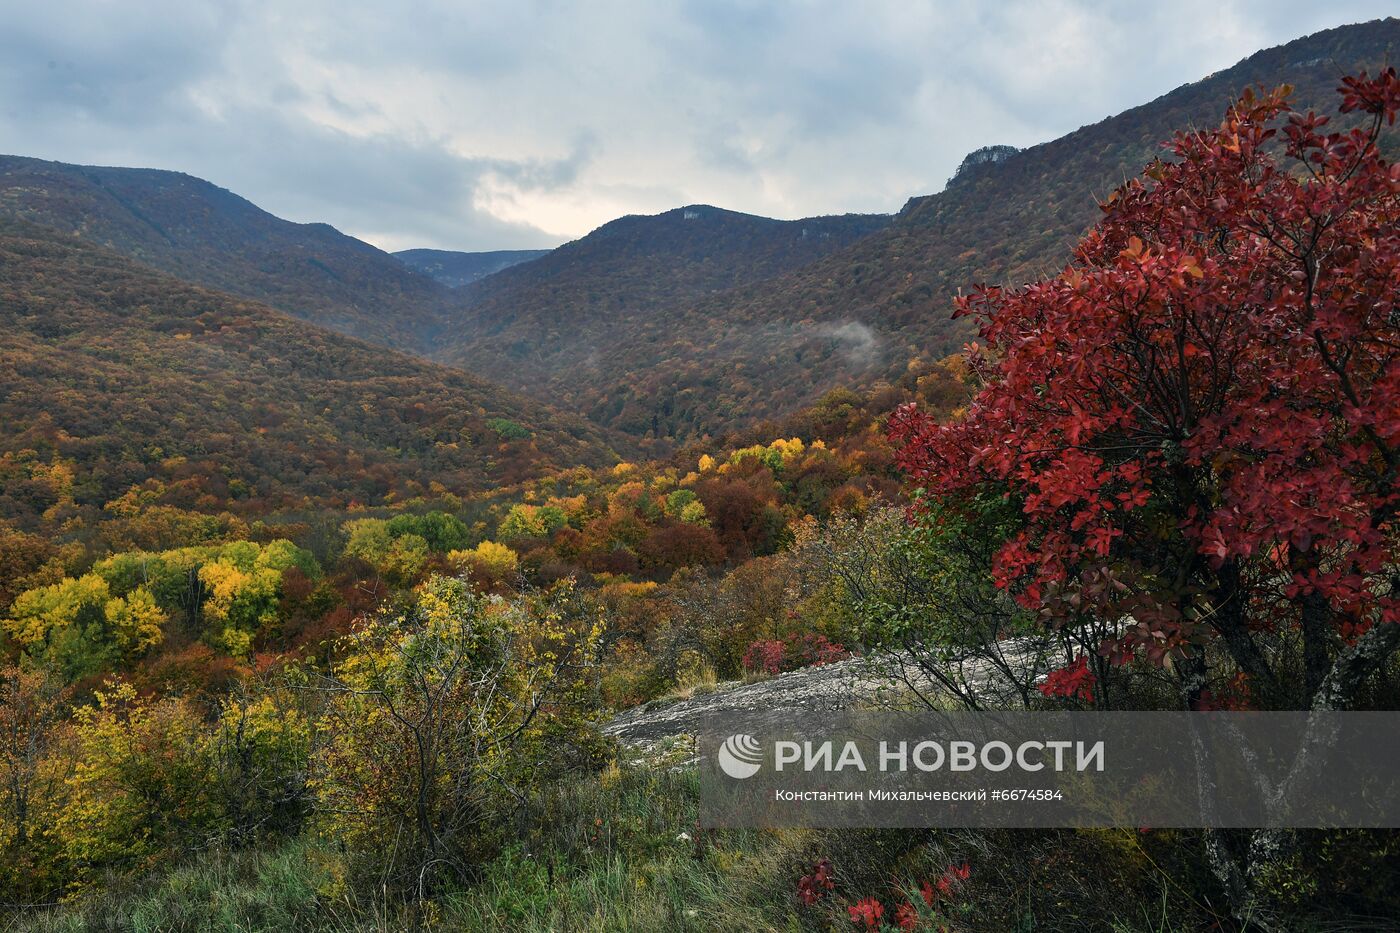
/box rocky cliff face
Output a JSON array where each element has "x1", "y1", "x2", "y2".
[{"x1": 948, "y1": 144, "x2": 1021, "y2": 185}]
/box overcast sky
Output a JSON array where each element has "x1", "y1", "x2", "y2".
[{"x1": 1, "y1": 2, "x2": 1393, "y2": 251}]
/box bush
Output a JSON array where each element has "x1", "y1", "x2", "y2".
[
  {"x1": 308, "y1": 576, "x2": 605, "y2": 895},
  {"x1": 741, "y1": 634, "x2": 847, "y2": 676}
]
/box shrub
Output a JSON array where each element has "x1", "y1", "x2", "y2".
[
  {"x1": 498, "y1": 504, "x2": 568, "y2": 541},
  {"x1": 309, "y1": 576, "x2": 604, "y2": 895},
  {"x1": 742, "y1": 639, "x2": 787, "y2": 676},
  {"x1": 742, "y1": 634, "x2": 848, "y2": 676},
  {"x1": 486, "y1": 418, "x2": 531, "y2": 441},
  {"x1": 55, "y1": 682, "x2": 219, "y2": 885}
]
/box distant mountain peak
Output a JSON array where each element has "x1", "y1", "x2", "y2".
[{"x1": 393, "y1": 247, "x2": 551, "y2": 288}]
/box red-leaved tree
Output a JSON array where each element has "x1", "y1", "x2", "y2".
[{"x1": 890, "y1": 71, "x2": 1399, "y2": 714}]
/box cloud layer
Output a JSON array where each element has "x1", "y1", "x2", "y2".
[{"x1": 1, "y1": 1, "x2": 1392, "y2": 250}]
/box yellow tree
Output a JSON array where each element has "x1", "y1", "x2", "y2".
[
  {"x1": 5, "y1": 576, "x2": 164, "y2": 678},
  {"x1": 54, "y1": 682, "x2": 218, "y2": 885},
  {"x1": 447, "y1": 541, "x2": 519, "y2": 589},
  {"x1": 0, "y1": 665, "x2": 72, "y2": 901},
  {"x1": 309, "y1": 576, "x2": 604, "y2": 896}
]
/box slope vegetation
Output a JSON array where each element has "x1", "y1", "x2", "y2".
[
  {"x1": 443, "y1": 19, "x2": 1400, "y2": 441},
  {"x1": 0, "y1": 156, "x2": 449, "y2": 349},
  {"x1": 0, "y1": 220, "x2": 620, "y2": 529},
  {"x1": 435, "y1": 205, "x2": 891, "y2": 425}
]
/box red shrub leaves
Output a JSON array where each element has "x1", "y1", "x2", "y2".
[
  {"x1": 790, "y1": 633, "x2": 849, "y2": 668},
  {"x1": 797, "y1": 857, "x2": 835, "y2": 905},
  {"x1": 890, "y1": 72, "x2": 1400, "y2": 708},
  {"x1": 848, "y1": 896, "x2": 885, "y2": 928},
  {"x1": 931, "y1": 861, "x2": 971, "y2": 900},
  {"x1": 742, "y1": 639, "x2": 788, "y2": 675},
  {"x1": 1038, "y1": 655, "x2": 1096, "y2": 704},
  {"x1": 827, "y1": 861, "x2": 971, "y2": 930},
  {"x1": 742, "y1": 634, "x2": 848, "y2": 675}
]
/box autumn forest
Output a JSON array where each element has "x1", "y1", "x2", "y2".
[{"x1": 1, "y1": 14, "x2": 1399, "y2": 933}]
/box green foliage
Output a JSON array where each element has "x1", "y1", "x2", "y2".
[
  {"x1": 12, "y1": 738, "x2": 1400, "y2": 930},
  {"x1": 3, "y1": 673, "x2": 310, "y2": 903},
  {"x1": 341, "y1": 518, "x2": 427, "y2": 584},
  {"x1": 5, "y1": 575, "x2": 164, "y2": 678},
  {"x1": 381, "y1": 533, "x2": 429, "y2": 584},
  {"x1": 498, "y1": 503, "x2": 568, "y2": 540},
  {"x1": 384, "y1": 511, "x2": 471, "y2": 552},
  {"x1": 341, "y1": 518, "x2": 393, "y2": 567},
  {"x1": 8, "y1": 838, "x2": 336, "y2": 933},
  {"x1": 663, "y1": 489, "x2": 697, "y2": 518},
  {"x1": 56, "y1": 682, "x2": 221, "y2": 883},
  {"x1": 486, "y1": 417, "x2": 532, "y2": 441},
  {"x1": 6, "y1": 539, "x2": 319, "y2": 672},
  {"x1": 208, "y1": 687, "x2": 313, "y2": 848},
  {"x1": 678, "y1": 500, "x2": 708, "y2": 525},
  {"x1": 0, "y1": 666, "x2": 70, "y2": 902},
  {"x1": 798, "y1": 498, "x2": 1028, "y2": 648},
  {"x1": 91, "y1": 548, "x2": 205, "y2": 615}
]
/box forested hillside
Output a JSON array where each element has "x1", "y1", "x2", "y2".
[
  {"x1": 453, "y1": 19, "x2": 1400, "y2": 441},
  {"x1": 434, "y1": 205, "x2": 891, "y2": 427},
  {"x1": 0, "y1": 157, "x2": 450, "y2": 349},
  {"x1": 0, "y1": 219, "x2": 621, "y2": 531}
]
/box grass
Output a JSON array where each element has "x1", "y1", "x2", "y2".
[
  {"x1": 19, "y1": 757, "x2": 1397, "y2": 931},
  {"x1": 669, "y1": 657, "x2": 719, "y2": 701},
  {"x1": 5, "y1": 768, "x2": 813, "y2": 933},
  {"x1": 443, "y1": 767, "x2": 809, "y2": 931},
  {"x1": 7, "y1": 839, "x2": 343, "y2": 933}
]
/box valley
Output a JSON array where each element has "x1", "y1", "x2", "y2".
[{"x1": 2, "y1": 14, "x2": 1398, "y2": 932}]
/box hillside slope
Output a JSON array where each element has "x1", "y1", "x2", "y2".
[
  {"x1": 434, "y1": 205, "x2": 891, "y2": 414},
  {"x1": 394, "y1": 248, "x2": 551, "y2": 287},
  {"x1": 0, "y1": 157, "x2": 449, "y2": 349},
  {"x1": 0, "y1": 220, "x2": 621, "y2": 529},
  {"x1": 452, "y1": 19, "x2": 1400, "y2": 440}
]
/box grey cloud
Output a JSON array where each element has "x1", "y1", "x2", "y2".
[
  {"x1": 0, "y1": 4, "x2": 230, "y2": 119},
  {"x1": 0, "y1": 1, "x2": 1394, "y2": 251},
  {"x1": 168, "y1": 105, "x2": 580, "y2": 250},
  {"x1": 485, "y1": 133, "x2": 598, "y2": 191}
]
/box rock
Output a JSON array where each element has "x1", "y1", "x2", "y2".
[
  {"x1": 950, "y1": 145, "x2": 1021, "y2": 185},
  {"x1": 603, "y1": 641, "x2": 1049, "y2": 752}
]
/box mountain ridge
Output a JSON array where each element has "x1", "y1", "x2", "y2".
[
  {"x1": 485, "y1": 17, "x2": 1400, "y2": 440},
  {"x1": 0, "y1": 218, "x2": 623, "y2": 528},
  {"x1": 433, "y1": 203, "x2": 893, "y2": 428},
  {"x1": 3, "y1": 20, "x2": 1395, "y2": 450},
  {"x1": 0, "y1": 155, "x2": 451, "y2": 350}
]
